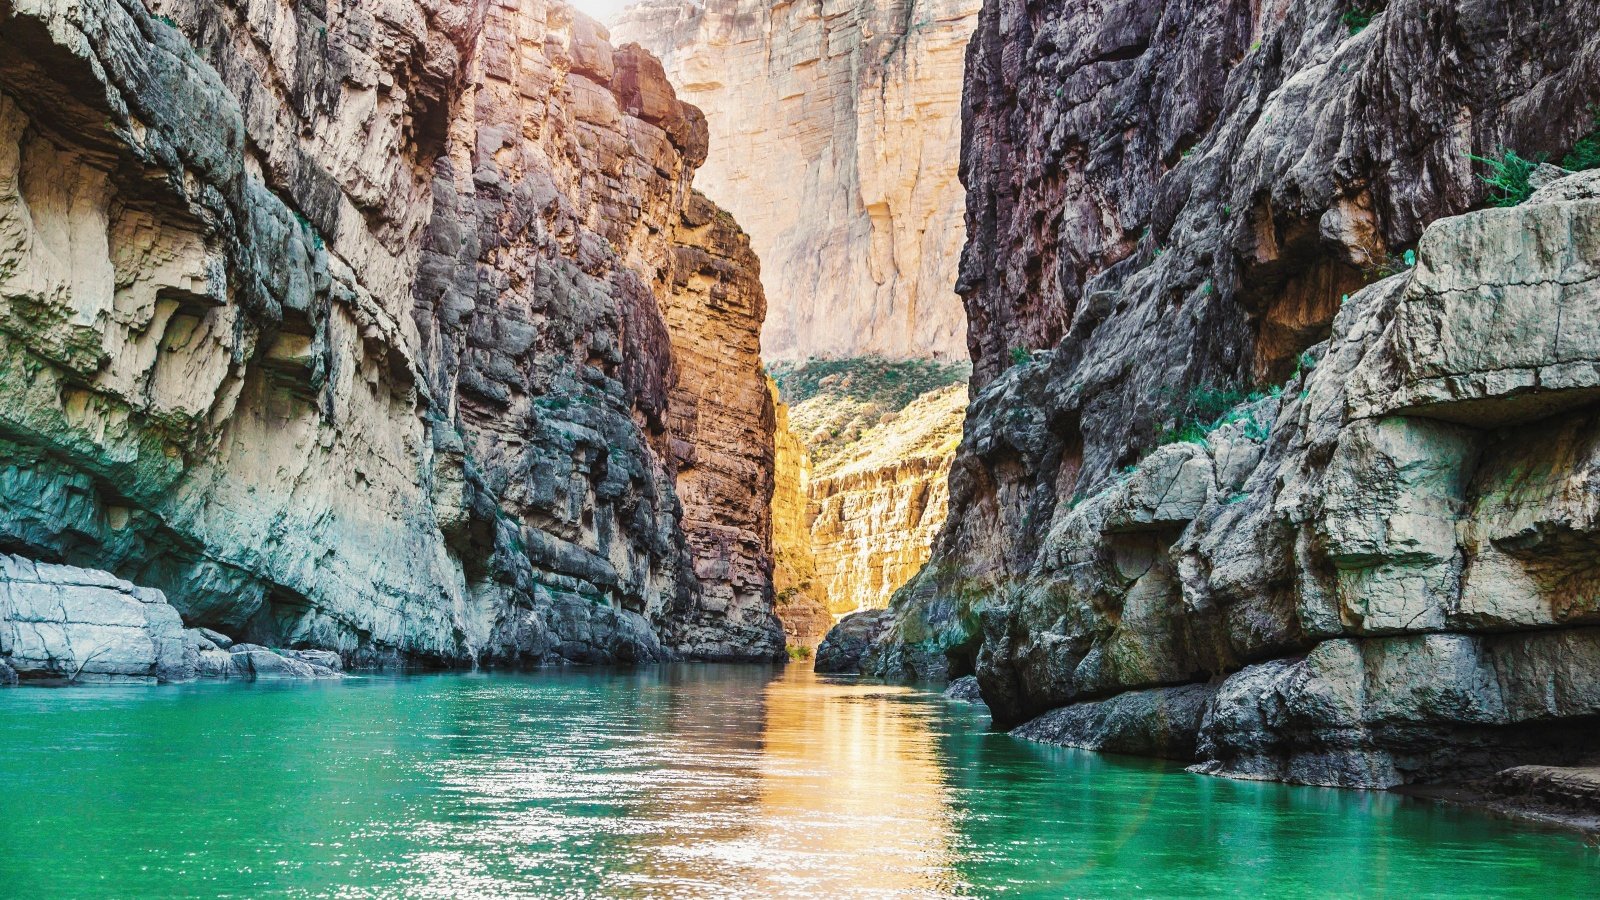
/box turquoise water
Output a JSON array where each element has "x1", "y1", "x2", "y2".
[{"x1": 0, "y1": 665, "x2": 1594, "y2": 898}]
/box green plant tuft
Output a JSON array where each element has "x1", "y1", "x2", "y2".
[
  {"x1": 1156, "y1": 382, "x2": 1273, "y2": 446},
  {"x1": 1469, "y1": 149, "x2": 1544, "y2": 207},
  {"x1": 1009, "y1": 346, "x2": 1032, "y2": 367},
  {"x1": 1341, "y1": 8, "x2": 1374, "y2": 34},
  {"x1": 1564, "y1": 107, "x2": 1600, "y2": 172}
]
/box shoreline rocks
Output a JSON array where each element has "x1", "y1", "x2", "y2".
[{"x1": 0, "y1": 554, "x2": 345, "y2": 684}]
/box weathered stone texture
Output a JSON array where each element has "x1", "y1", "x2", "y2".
[
  {"x1": 833, "y1": 0, "x2": 1600, "y2": 790},
  {"x1": 0, "y1": 554, "x2": 193, "y2": 683},
  {"x1": 0, "y1": 0, "x2": 778, "y2": 668},
  {"x1": 808, "y1": 382, "x2": 964, "y2": 615},
  {"x1": 610, "y1": 0, "x2": 974, "y2": 361},
  {"x1": 657, "y1": 191, "x2": 785, "y2": 660},
  {"x1": 770, "y1": 381, "x2": 831, "y2": 647}
]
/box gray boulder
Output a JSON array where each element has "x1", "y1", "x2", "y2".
[
  {"x1": 1013, "y1": 683, "x2": 1217, "y2": 760},
  {"x1": 814, "y1": 608, "x2": 893, "y2": 674},
  {"x1": 228, "y1": 644, "x2": 342, "y2": 679},
  {"x1": 0, "y1": 555, "x2": 195, "y2": 683},
  {"x1": 943, "y1": 674, "x2": 985, "y2": 704}
]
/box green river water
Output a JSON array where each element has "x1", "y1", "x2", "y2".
[{"x1": 0, "y1": 665, "x2": 1594, "y2": 898}]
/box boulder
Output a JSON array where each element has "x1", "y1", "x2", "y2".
[
  {"x1": 0, "y1": 555, "x2": 195, "y2": 684},
  {"x1": 814, "y1": 608, "x2": 893, "y2": 674},
  {"x1": 943, "y1": 675, "x2": 985, "y2": 705},
  {"x1": 228, "y1": 645, "x2": 341, "y2": 679}
]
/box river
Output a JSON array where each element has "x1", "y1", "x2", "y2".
[{"x1": 0, "y1": 665, "x2": 1594, "y2": 897}]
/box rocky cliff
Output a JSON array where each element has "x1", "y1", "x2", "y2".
[
  {"x1": 0, "y1": 0, "x2": 782, "y2": 676},
  {"x1": 769, "y1": 381, "x2": 831, "y2": 648},
  {"x1": 808, "y1": 382, "x2": 963, "y2": 615},
  {"x1": 833, "y1": 0, "x2": 1600, "y2": 788},
  {"x1": 771, "y1": 358, "x2": 964, "y2": 622},
  {"x1": 610, "y1": 0, "x2": 974, "y2": 361},
  {"x1": 659, "y1": 191, "x2": 786, "y2": 659}
]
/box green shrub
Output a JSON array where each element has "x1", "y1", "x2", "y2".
[
  {"x1": 1563, "y1": 108, "x2": 1600, "y2": 171},
  {"x1": 1009, "y1": 346, "x2": 1032, "y2": 367},
  {"x1": 1469, "y1": 149, "x2": 1543, "y2": 207},
  {"x1": 1341, "y1": 8, "x2": 1374, "y2": 34},
  {"x1": 786, "y1": 645, "x2": 813, "y2": 661}
]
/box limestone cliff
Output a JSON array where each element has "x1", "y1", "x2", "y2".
[
  {"x1": 769, "y1": 381, "x2": 830, "y2": 647},
  {"x1": 610, "y1": 0, "x2": 973, "y2": 361},
  {"x1": 828, "y1": 0, "x2": 1600, "y2": 789},
  {"x1": 771, "y1": 358, "x2": 964, "y2": 620},
  {"x1": 659, "y1": 191, "x2": 786, "y2": 659},
  {"x1": 809, "y1": 382, "x2": 963, "y2": 614},
  {"x1": 0, "y1": 0, "x2": 781, "y2": 674}
]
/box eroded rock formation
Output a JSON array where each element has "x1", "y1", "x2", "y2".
[
  {"x1": 659, "y1": 191, "x2": 786, "y2": 659},
  {"x1": 770, "y1": 359, "x2": 965, "y2": 626},
  {"x1": 610, "y1": 0, "x2": 974, "y2": 361},
  {"x1": 808, "y1": 382, "x2": 963, "y2": 614},
  {"x1": 769, "y1": 381, "x2": 830, "y2": 648},
  {"x1": 839, "y1": 0, "x2": 1600, "y2": 789},
  {"x1": 0, "y1": 0, "x2": 781, "y2": 668}
]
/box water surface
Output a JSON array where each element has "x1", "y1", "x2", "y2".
[{"x1": 0, "y1": 665, "x2": 1593, "y2": 897}]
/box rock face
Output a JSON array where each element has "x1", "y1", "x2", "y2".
[
  {"x1": 0, "y1": 554, "x2": 192, "y2": 683},
  {"x1": 610, "y1": 0, "x2": 974, "y2": 361},
  {"x1": 770, "y1": 359, "x2": 966, "y2": 619},
  {"x1": 658, "y1": 191, "x2": 785, "y2": 659},
  {"x1": 808, "y1": 383, "x2": 964, "y2": 614},
  {"x1": 841, "y1": 0, "x2": 1600, "y2": 790},
  {"x1": 0, "y1": 554, "x2": 343, "y2": 682},
  {"x1": 0, "y1": 0, "x2": 780, "y2": 667},
  {"x1": 770, "y1": 382, "x2": 831, "y2": 648}
]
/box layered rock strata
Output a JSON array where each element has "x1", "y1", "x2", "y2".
[
  {"x1": 658, "y1": 191, "x2": 786, "y2": 659},
  {"x1": 838, "y1": 0, "x2": 1600, "y2": 790},
  {"x1": 610, "y1": 0, "x2": 974, "y2": 360},
  {"x1": 769, "y1": 382, "x2": 831, "y2": 647},
  {"x1": 770, "y1": 360, "x2": 965, "y2": 625},
  {"x1": 808, "y1": 382, "x2": 964, "y2": 614},
  {"x1": 0, "y1": 0, "x2": 780, "y2": 668}
]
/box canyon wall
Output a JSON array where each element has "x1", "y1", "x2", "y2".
[
  {"x1": 808, "y1": 382, "x2": 963, "y2": 615},
  {"x1": 0, "y1": 0, "x2": 782, "y2": 676},
  {"x1": 771, "y1": 359, "x2": 964, "y2": 623},
  {"x1": 610, "y1": 0, "x2": 974, "y2": 361},
  {"x1": 827, "y1": 0, "x2": 1600, "y2": 788},
  {"x1": 769, "y1": 382, "x2": 831, "y2": 647}
]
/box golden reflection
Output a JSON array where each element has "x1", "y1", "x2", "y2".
[
  {"x1": 739, "y1": 669, "x2": 964, "y2": 897},
  {"x1": 599, "y1": 666, "x2": 965, "y2": 897}
]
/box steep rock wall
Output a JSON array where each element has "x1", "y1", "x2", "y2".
[
  {"x1": 658, "y1": 191, "x2": 786, "y2": 659},
  {"x1": 769, "y1": 382, "x2": 830, "y2": 647},
  {"x1": 610, "y1": 0, "x2": 974, "y2": 361},
  {"x1": 808, "y1": 382, "x2": 962, "y2": 614},
  {"x1": 0, "y1": 0, "x2": 779, "y2": 666},
  {"x1": 770, "y1": 359, "x2": 965, "y2": 620},
  {"x1": 834, "y1": 0, "x2": 1600, "y2": 787}
]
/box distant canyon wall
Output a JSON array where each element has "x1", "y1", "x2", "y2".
[
  {"x1": 0, "y1": 0, "x2": 782, "y2": 676},
  {"x1": 611, "y1": 0, "x2": 975, "y2": 361},
  {"x1": 770, "y1": 361, "x2": 964, "y2": 638}
]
